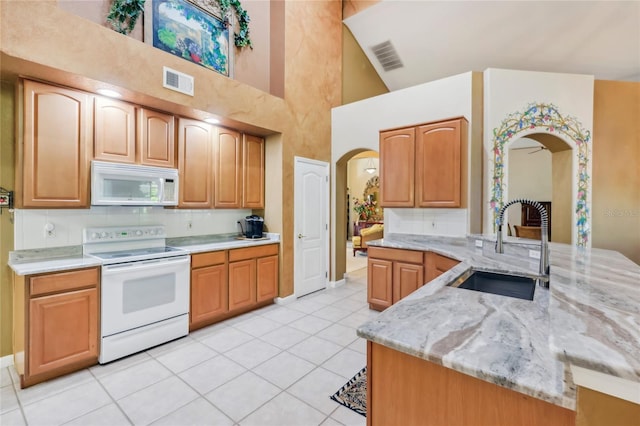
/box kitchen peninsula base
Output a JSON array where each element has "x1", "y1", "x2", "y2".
[{"x1": 367, "y1": 342, "x2": 575, "y2": 426}]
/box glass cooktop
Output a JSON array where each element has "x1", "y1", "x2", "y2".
[{"x1": 90, "y1": 246, "x2": 187, "y2": 263}]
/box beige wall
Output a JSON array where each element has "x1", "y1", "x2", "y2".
[
  {"x1": 342, "y1": 26, "x2": 388, "y2": 105},
  {"x1": 0, "y1": 0, "x2": 341, "y2": 356},
  {"x1": 507, "y1": 147, "x2": 552, "y2": 228},
  {"x1": 552, "y1": 150, "x2": 573, "y2": 244},
  {"x1": 592, "y1": 80, "x2": 640, "y2": 264},
  {"x1": 0, "y1": 82, "x2": 15, "y2": 358}
]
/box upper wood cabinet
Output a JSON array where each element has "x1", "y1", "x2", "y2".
[
  {"x1": 379, "y1": 127, "x2": 415, "y2": 207},
  {"x1": 416, "y1": 119, "x2": 463, "y2": 207},
  {"x1": 20, "y1": 80, "x2": 92, "y2": 208},
  {"x1": 138, "y1": 108, "x2": 175, "y2": 168},
  {"x1": 214, "y1": 128, "x2": 243, "y2": 208},
  {"x1": 380, "y1": 117, "x2": 467, "y2": 208},
  {"x1": 242, "y1": 134, "x2": 265, "y2": 208},
  {"x1": 177, "y1": 118, "x2": 215, "y2": 208},
  {"x1": 94, "y1": 99, "x2": 175, "y2": 168},
  {"x1": 94, "y1": 97, "x2": 136, "y2": 164}
]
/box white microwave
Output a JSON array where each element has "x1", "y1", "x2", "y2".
[{"x1": 91, "y1": 161, "x2": 179, "y2": 206}]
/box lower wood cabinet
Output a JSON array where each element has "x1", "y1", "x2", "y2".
[
  {"x1": 368, "y1": 247, "x2": 424, "y2": 311},
  {"x1": 190, "y1": 251, "x2": 228, "y2": 328},
  {"x1": 368, "y1": 247, "x2": 459, "y2": 311},
  {"x1": 190, "y1": 243, "x2": 279, "y2": 330},
  {"x1": 13, "y1": 267, "x2": 100, "y2": 388}
]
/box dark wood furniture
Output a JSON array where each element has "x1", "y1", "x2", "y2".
[{"x1": 521, "y1": 201, "x2": 551, "y2": 240}]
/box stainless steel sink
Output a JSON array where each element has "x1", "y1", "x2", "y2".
[{"x1": 449, "y1": 270, "x2": 536, "y2": 301}]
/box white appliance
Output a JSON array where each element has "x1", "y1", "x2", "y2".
[
  {"x1": 83, "y1": 226, "x2": 190, "y2": 364},
  {"x1": 91, "y1": 160, "x2": 179, "y2": 206}
]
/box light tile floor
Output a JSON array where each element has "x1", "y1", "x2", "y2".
[{"x1": 0, "y1": 267, "x2": 375, "y2": 426}]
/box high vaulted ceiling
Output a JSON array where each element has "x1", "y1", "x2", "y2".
[{"x1": 344, "y1": 1, "x2": 640, "y2": 91}]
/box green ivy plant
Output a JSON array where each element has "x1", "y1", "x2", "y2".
[
  {"x1": 217, "y1": 0, "x2": 253, "y2": 49},
  {"x1": 107, "y1": 0, "x2": 146, "y2": 35}
]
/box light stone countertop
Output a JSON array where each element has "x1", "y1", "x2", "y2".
[
  {"x1": 8, "y1": 233, "x2": 280, "y2": 275},
  {"x1": 357, "y1": 233, "x2": 640, "y2": 410}
]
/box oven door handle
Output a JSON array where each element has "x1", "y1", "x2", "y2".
[{"x1": 102, "y1": 256, "x2": 190, "y2": 275}]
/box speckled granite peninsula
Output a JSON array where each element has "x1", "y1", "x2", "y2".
[{"x1": 357, "y1": 233, "x2": 640, "y2": 411}]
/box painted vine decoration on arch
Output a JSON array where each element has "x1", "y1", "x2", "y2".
[{"x1": 490, "y1": 102, "x2": 591, "y2": 246}]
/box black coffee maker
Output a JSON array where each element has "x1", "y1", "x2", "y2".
[{"x1": 244, "y1": 215, "x2": 264, "y2": 238}]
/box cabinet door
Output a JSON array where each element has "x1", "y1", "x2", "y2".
[
  {"x1": 22, "y1": 80, "x2": 91, "y2": 207},
  {"x1": 425, "y1": 252, "x2": 460, "y2": 282},
  {"x1": 416, "y1": 119, "x2": 462, "y2": 207},
  {"x1": 139, "y1": 108, "x2": 175, "y2": 168},
  {"x1": 242, "y1": 134, "x2": 265, "y2": 208},
  {"x1": 191, "y1": 264, "x2": 228, "y2": 326},
  {"x1": 177, "y1": 118, "x2": 214, "y2": 208},
  {"x1": 93, "y1": 96, "x2": 136, "y2": 163},
  {"x1": 228, "y1": 259, "x2": 256, "y2": 311},
  {"x1": 368, "y1": 257, "x2": 393, "y2": 311},
  {"x1": 256, "y1": 254, "x2": 278, "y2": 302},
  {"x1": 393, "y1": 262, "x2": 424, "y2": 303},
  {"x1": 379, "y1": 127, "x2": 415, "y2": 207},
  {"x1": 28, "y1": 288, "x2": 98, "y2": 376},
  {"x1": 214, "y1": 128, "x2": 242, "y2": 208}
]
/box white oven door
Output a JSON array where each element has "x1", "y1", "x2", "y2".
[{"x1": 101, "y1": 256, "x2": 190, "y2": 337}]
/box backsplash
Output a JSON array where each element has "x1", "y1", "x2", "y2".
[
  {"x1": 13, "y1": 207, "x2": 251, "y2": 250},
  {"x1": 385, "y1": 208, "x2": 468, "y2": 236}
]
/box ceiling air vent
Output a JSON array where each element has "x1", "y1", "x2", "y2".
[
  {"x1": 370, "y1": 40, "x2": 403, "y2": 72},
  {"x1": 163, "y1": 66, "x2": 194, "y2": 96}
]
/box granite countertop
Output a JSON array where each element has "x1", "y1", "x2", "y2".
[
  {"x1": 8, "y1": 233, "x2": 280, "y2": 275},
  {"x1": 357, "y1": 233, "x2": 640, "y2": 410}
]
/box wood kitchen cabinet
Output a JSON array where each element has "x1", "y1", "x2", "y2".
[
  {"x1": 94, "y1": 100, "x2": 175, "y2": 168},
  {"x1": 177, "y1": 118, "x2": 215, "y2": 208},
  {"x1": 13, "y1": 267, "x2": 100, "y2": 388},
  {"x1": 229, "y1": 244, "x2": 279, "y2": 311},
  {"x1": 214, "y1": 127, "x2": 243, "y2": 208},
  {"x1": 379, "y1": 127, "x2": 416, "y2": 207},
  {"x1": 379, "y1": 117, "x2": 467, "y2": 208},
  {"x1": 19, "y1": 80, "x2": 92, "y2": 208},
  {"x1": 190, "y1": 251, "x2": 228, "y2": 330},
  {"x1": 367, "y1": 247, "x2": 425, "y2": 311},
  {"x1": 425, "y1": 252, "x2": 460, "y2": 282},
  {"x1": 94, "y1": 96, "x2": 136, "y2": 164},
  {"x1": 242, "y1": 134, "x2": 265, "y2": 208},
  {"x1": 138, "y1": 108, "x2": 175, "y2": 168}
]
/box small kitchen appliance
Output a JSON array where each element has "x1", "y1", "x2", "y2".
[
  {"x1": 244, "y1": 215, "x2": 264, "y2": 238},
  {"x1": 83, "y1": 225, "x2": 189, "y2": 363}
]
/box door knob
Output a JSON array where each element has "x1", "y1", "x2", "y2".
[{"x1": 298, "y1": 233, "x2": 305, "y2": 239}]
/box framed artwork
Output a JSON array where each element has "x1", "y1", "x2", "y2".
[{"x1": 145, "y1": 0, "x2": 232, "y2": 77}]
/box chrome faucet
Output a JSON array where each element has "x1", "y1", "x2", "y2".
[{"x1": 495, "y1": 198, "x2": 550, "y2": 288}]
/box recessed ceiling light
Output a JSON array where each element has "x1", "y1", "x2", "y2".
[
  {"x1": 205, "y1": 118, "x2": 220, "y2": 124},
  {"x1": 96, "y1": 89, "x2": 122, "y2": 98}
]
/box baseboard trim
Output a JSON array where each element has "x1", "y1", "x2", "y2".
[
  {"x1": 0, "y1": 354, "x2": 14, "y2": 368},
  {"x1": 329, "y1": 279, "x2": 345, "y2": 288},
  {"x1": 275, "y1": 294, "x2": 297, "y2": 305}
]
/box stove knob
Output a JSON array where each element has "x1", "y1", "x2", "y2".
[
  {"x1": 101, "y1": 232, "x2": 108, "y2": 238},
  {"x1": 135, "y1": 230, "x2": 143, "y2": 237},
  {"x1": 91, "y1": 232, "x2": 98, "y2": 240},
  {"x1": 149, "y1": 229, "x2": 156, "y2": 235}
]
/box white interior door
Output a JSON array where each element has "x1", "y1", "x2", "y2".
[{"x1": 294, "y1": 157, "x2": 329, "y2": 297}]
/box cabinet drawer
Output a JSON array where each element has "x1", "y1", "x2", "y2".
[
  {"x1": 30, "y1": 268, "x2": 99, "y2": 297},
  {"x1": 229, "y1": 244, "x2": 278, "y2": 262},
  {"x1": 192, "y1": 251, "x2": 227, "y2": 268},
  {"x1": 368, "y1": 247, "x2": 424, "y2": 264}
]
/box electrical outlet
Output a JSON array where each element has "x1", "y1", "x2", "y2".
[
  {"x1": 529, "y1": 250, "x2": 541, "y2": 259},
  {"x1": 44, "y1": 222, "x2": 55, "y2": 238},
  {"x1": 475, "y1": 239, "x2": 483, "y2": 248}
]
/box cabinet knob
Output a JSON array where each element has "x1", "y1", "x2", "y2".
[{"x1": 297, "y1": 234, "x2": 305, "y2": 239}]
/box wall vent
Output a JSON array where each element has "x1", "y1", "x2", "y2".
[
  {"x1": 370, "y1": 40, "x2": 403, "y2": 72},
  {"x1": 163, "y1": 67, "x2": 194, "y2": 96}
]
